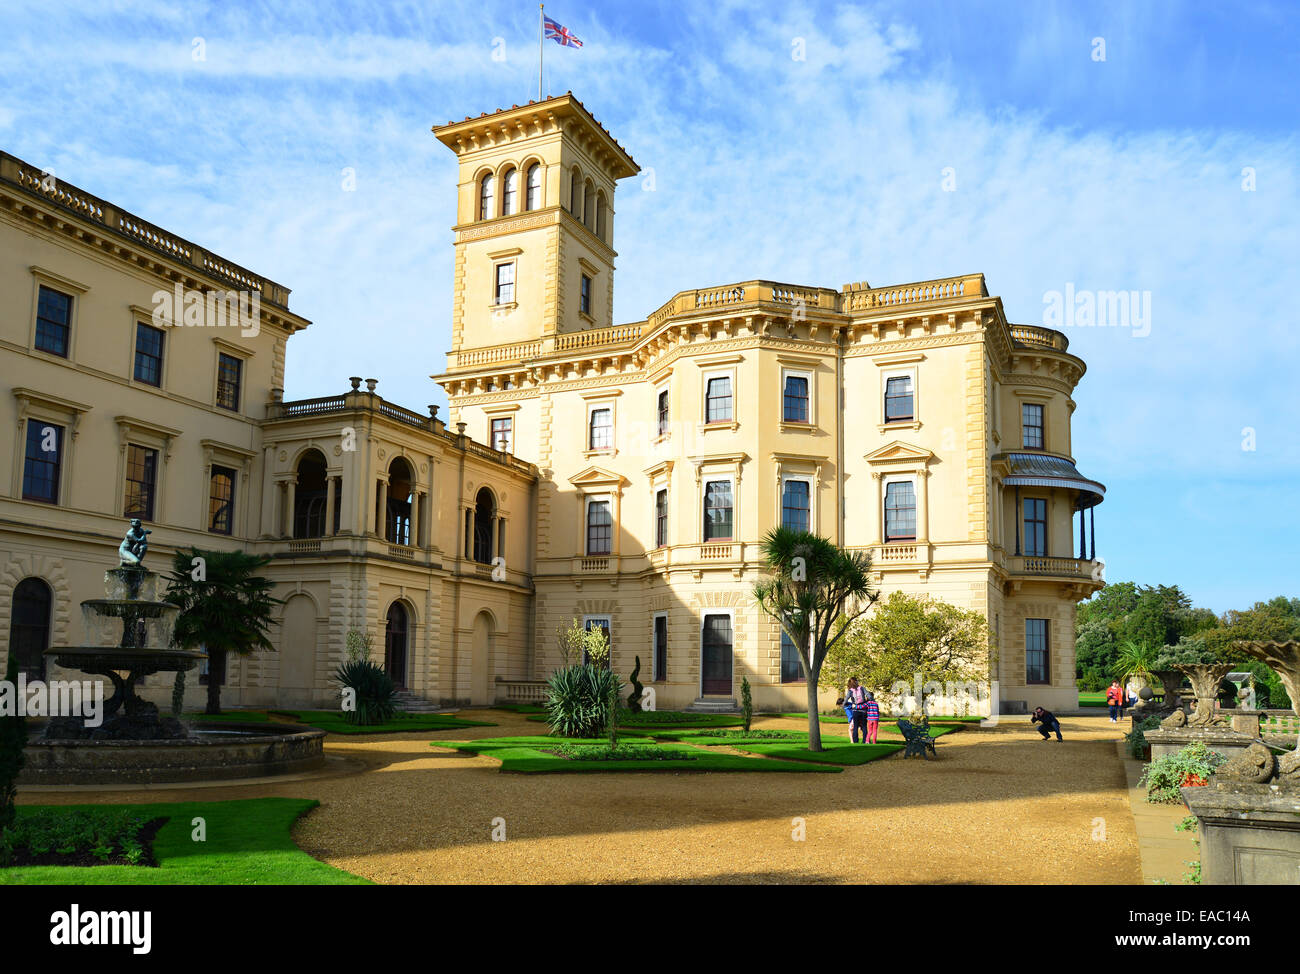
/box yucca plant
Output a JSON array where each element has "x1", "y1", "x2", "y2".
[
  {"x1": 1114, "y1": 639, "x2": 1159, "y2": 690},
  {"x1": 335, "y1": 659, "x2": 398, "y2": 726},
  {"x1": 545, "y1": 664, "x2": 623, "y2": 738}
]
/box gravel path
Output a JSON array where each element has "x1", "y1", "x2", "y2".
[{"x1": 19, "y1": 711, "x2": 1141, "y2": 884}]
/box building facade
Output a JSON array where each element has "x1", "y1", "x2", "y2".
[{"x1": 0, "y1": 93, "x2": 1104, "y2": 715}]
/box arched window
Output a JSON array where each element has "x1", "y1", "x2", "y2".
[
  {"x1": 595, "y1": 192, "x2": 607, "y2": 240},
  {"x1": 293, "y1": 450, "x2": 329, "y2": 538},
  {"x1": 384, "y1": 601, "x2": 408, "y2": 687},
  {"x1": 569, "y1": 168, "x2": 582, "y2": 220},
  {"x1": 583, "y1": 179, "x2": 595, "y2": 229},
  {"x1": 386, "y1": 457, "x2": 414, "y2": 545},
  {"x1": 526, "y1": 163, "x2": 542, "y2": 210},
  {"x1": 473, "y1": 487, "x2": 495, "y2": 564},
  {"x1": 9, "y1": 577, "x2": 52, "y2": 681},
  {"x1": 502, "y1": 167, "x2": 519, "y2": 215},
  {"x1": 479, "y1": 173, "x2": 495, "y2": 220}
]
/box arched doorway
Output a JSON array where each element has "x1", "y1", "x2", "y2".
[
  {"x1": 384, "y1": 602, "x2": 409, "y2": 688},
  {"x1": 471, "y1": 611, "x2": 493, "y2": 705},
  {"x1": 278, "y1": 594, "x2": 318, "y2": 706},
  {"x1": 8, "y1": 577, "x2": 52, "y2": 681},
  {"x1": 473, "y1": 487, "x2": 495, "y2": 564}
]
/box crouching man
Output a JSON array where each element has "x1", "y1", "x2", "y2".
[{"x1": 1030, "y1": 706, "x2": 1063, "y2": 741}]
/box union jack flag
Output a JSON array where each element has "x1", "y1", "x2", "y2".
[{"x1": 544, "y1": 16, "x2": 583, "y2": 48}]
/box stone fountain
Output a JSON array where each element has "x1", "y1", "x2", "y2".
[
  {"x1": 1180, "y1": 641, "x2": 1300, "y2": 884},
  {"x1": 43, "y1": 520, "x2": 205, "y2": 740},
  {"x1": 20, "y1": 521, "x2": 326, "y2": 784}
]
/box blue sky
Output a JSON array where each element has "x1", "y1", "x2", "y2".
[{"x1": 1, "y1": 0, "x2": 1296, "y2": 613}]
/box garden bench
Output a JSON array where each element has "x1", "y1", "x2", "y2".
[{"x1": 897, "y1": 719, "x2": 938, "y2": 759}]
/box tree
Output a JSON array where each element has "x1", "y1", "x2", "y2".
[
  {"x1": 752, "y1": 528, "x2": 878, "y2": 752},
  {"x1": 1113, "y1": 639, "x2": 1159, "y2": 688},
  {"x1": 165, "y1": 548, "x2": 282, "y2": 715}
]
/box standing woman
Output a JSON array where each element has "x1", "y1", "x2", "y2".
[{"x1": 844, "y1": 677, "x2": 868, "y2": 743}]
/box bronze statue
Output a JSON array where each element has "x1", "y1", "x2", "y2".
[{"x1": 118, "y1": 518, "x2": 151, "y2": 567}]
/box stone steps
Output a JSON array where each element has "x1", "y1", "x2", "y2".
[
  {"x1": 392, "y1": 689, "x2": 444, "y2": 713},
  {"x1": 684, "y1": 697, "x2": 740, "y2": 714}
]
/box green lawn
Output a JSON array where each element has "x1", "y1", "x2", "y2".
[
  {"x1": 733, "y1": 739, "x2": 905, "y2": 765},
  {"x1": 526, "y1": 711, "x2": 745, "y2": 730},
  {"x1": 432, "y1": 736, "x2": 841, "y2": 773},
  {"x1": 1078, "y1": 692, "x2": 1107, "y2": 707},
  {"x1": 0, "y1": 798, "x2": 369, "y2": 885},
  {"x1": 270, "y1": 710, "x2": 496, "y2": 734}
]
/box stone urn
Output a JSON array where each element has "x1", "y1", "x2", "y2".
[
  {"x1": 1176, "y1": 662, "x2": 1235, "y2": 728},
  {"x1": 1150, "y1": 668, "x2": 1185, "y2": 710},
  {"x1": 1234, "y1": 640, "x2": 1300, "y2": 755}
]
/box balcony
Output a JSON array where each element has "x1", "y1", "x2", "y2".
[{"x1": 1004, "y1": 555, "x2": 1103, "y2": 598}]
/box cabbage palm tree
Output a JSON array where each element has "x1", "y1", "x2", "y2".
[
  {"x1": 753, "y1": 528, "x2": 878, "y2": 751},
  {"x1": 1113, "y1": 639, "x2": 1159, "y2": 691}
]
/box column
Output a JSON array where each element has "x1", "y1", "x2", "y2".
[
  {"x1": 1078, "y1": 507, "x2": 1085, "y2": 559},
  {"x1": 284, "y1": 477, "x2": 297, "y2": 538},
  {"x1": 409, "y1": 490, "x2": 421, "y2": 548},
  {"x1": 870, "y1": 473, "x2": 883, "y2": 546},
  {"x1": 324, "y1": 475, "x2": 337, "y2": 537},
  {"x1": 1090, "y1": 505, "x2": 1096, "y2": 561},
  {"x1": 1013, "y1": 486, "x2": 1021, "y2": 556},
  {"x1": 377, "y1": 478, "x2": 388, "y2": 538},
  {"x1": 916, "y1": 469, "x2": 930, "y2": 543}
]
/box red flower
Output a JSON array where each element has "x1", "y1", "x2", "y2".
[{"x1": 1181, "y1": 773, "x2": 1208, "y2": 788}]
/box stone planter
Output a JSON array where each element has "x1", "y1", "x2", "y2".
[
  {"x1": 1182, "y1": 780, "x2": 1300, "y2": 884},
  {"x1": 1144, "y1": 726, "x2": 1257, "y2": 762}
]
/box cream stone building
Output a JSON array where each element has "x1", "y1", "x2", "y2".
[{"x1": 0, "y1": 92, "x2": 1105, "y2": 715}]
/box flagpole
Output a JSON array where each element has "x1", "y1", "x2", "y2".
[{"x1": 538, "y1": 4, "x2": 544, "y2": 100}]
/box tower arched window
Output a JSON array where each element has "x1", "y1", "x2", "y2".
[
  {"x1": 502, "y1": 167, "x2": 518, "y2": 215},
  {"x1": 479, "y1": 173, "x2": 495, "y2": 220},
  {"x1": 526, "y1": 163, "x2": 542, "y2": 210},
  {"x1": 595, "y1": 192, "x2": 607, "y2": 241},
  {"x1": 473, "y1": 487, "x2": 496, "y2": 564},
  {"x1": 583, "y1": 180, "x2": 595, "y2": 230},
  {"x1": 569, "y1": 168, "x2": 582, "y2": 221}
]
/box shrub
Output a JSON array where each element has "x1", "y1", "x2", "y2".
[
  {"x1": 1124, "y1": 714, "x2": 1163, "y2": 759},
  {"x1": 1076, "y1": 667, "x2": 1111, "y2": 692},
  {"x1": 1139, "y1": 741, "x2": 1224, "y2": 803},
  {"x1": 741, "y1": 677, "x2": 753, "y2": 733},
  {"x1": 626, "y1": 655, "x2": 644, "y2": 714},
  {"x1": 4, "y1": 808, "x2": 151, "y2": 865},
  {"x1": 334, "y1": 659, "x2": 398, "y2": 726},
  {"x1": 545, "y1": 665, "x2": 623, "y2": 738},
  {"x1": 0, "y1": 650, "x2": 26, "y2": 843},
  {"x1": 551, "y1": 743, "x2": 693, "y2": 762}
]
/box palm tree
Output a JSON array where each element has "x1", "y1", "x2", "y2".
[
  {"x1": 1113, "y1": 639, "x2": 1159, "y2": 692},
  {"x1": 165, "y1": 548, "x2": 282, "y2": 715},
  {"x1": 753, "y1": 528, "x2": 879, "y2": 751}
]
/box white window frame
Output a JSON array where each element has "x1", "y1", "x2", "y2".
[
  {"x1": 213, "y1": 340, "x2": 247, "y2": 414},
  {"x1": 29, "y1": 267, "x2": 87, "y2": 362},
  {"x1": 698, "y1": 608, "x2": 736, "y2": 699},
  {"x1": 701, "y1": 368, "x2": 737, "y2": 427},
  {"x1": 585, "y1": 399, "x2": 617, "y2": 456},
  {"x1": 779, "y1": 367, "x2": 814, "y2": 426},
  {"x1": 652, "y1": 611, "x2": 668, "y2": 682},
  {"x1": 779, "y1": 474, "x2": 814, "y2": 532},
  {"x1": 489, "y1": 415, "x2": 513, "y2": 453},
  {"x1": 701, "y1": 475, "x2": 736, "y2": 543},
  {"x1": 492, "y1": 259, "x2": 517, "y2": 308},
  {"x1": 881, "y1": 366, "x2": 919, "y2": 427},
  {"x1": 882, "y1": 473, "x2": 919, "y2": 543},
  {"x1": 654, "y1": 382, "x2": 671, "y2": 441},
  {"x1": 1020, "y1": 398, "x2": 1048, "y2": 451},
  {"x1": 584, "y1": 494, "x2": 613, "y2": 556}
]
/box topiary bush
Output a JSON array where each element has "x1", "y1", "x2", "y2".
[
  {"x1": 627, "y1": 655, "x2": 644, "y2": 713},
  {"x1": 1139, "y1": 741, "x2": 1224, "y2": 803},
  {"x1": 741, "y1": 676, "x2": 753, "y2": 733},
  {"x1": 334, "y1": 659, "x2": 398, "y2": 726},
  {"x1": 545, "y1": 664, "x2": 623, "y2": 738}
]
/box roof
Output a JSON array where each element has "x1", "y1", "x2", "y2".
[{"x1": 998, "y1": 452, "x2": 1106, "y2": 509}]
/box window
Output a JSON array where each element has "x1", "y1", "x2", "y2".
[
  {"x1": 782, "y1": 479, "x2": 810, "y2": 532},
  {"x1": 580, "y1": 274, "x2": 592, "y2": 315},
  {"x1": 490, "y1": 417, "x2": 513, "y2": 453},
  {"x1": 208, "y1": 465, "x2": 236, "y2": 535},
  {"x1": 1023, "y1": 497, "x2": 1047, "y2": 557},
  {"x1": 134, "y1": 322, "x2": 165, "y2": 386},
  {"x1": 124, "y1": 444, "x2": 158, "y2": 521},
  {"x1": 216, "y1": 352, "x2": 242, "y2": 411},
  {"x1": 583, "y1": 616, "x2": 611, "y2": 668},
  {"x1": 884, "y1": 481, "x2": 916, "y2": 541},
  {"x1": 493, "y1": 262, "x2": 515, "y2": 305},
  {"x1": 655, "y1": 488, "x2": 668, "y2": 548},
  {"x1": 885, "y1": 375, "x2": 914, "y2": 422},
  {"x1": 595, "y1": 194, "x2": 607, "y2": 240},
  {"x1": 526, "y1": 163, "x2": 542, "y2": 210},
  {"x1": 783, "y1": 374, "x2": 809, "y2": 422},
  {"x1": 653, "y1": 614, "x2": 668, "y2": 681},
  {"x1": 705, "y1": 376, "x2": 733, "y2": 423},
  {"x1": 479, "y1": 173, "x2": 495, "y2": 220},
  {"x1": 35, "y1": 285, "x2": 72, "y2": 357},
  {"x1": 502, "y1": 168, "x2": 518, "y2": 215},
  {"x1": 9, "y1": 578, "x2": 52, "y2": 682},
  {"x1": 473, "y1": 488, "x2": 495, "y2": 564},
  {"x1": 586, "y1": 499, "x2": 612, "y2": 555},
  {"x1": 701, "y1": 614, "x2": 733, "y2": 695},
  {"x1": 588, "y1": 407, "x2": 613, "y2": 450},
  {"x1": 703, "y1": 480, "x2": 733, "y2": 541},
  {"x1": 1026, "y1": 618, "x2": 1050, "y2": 684},
  {"x1": 1022, "y1": 403, "x2": 1044, "y2": 449},
  {"x1": 780, "y1": 630, "x2": 806, "y2": 683},
  {"x1": 656, "y1": 388, "x2": 669, "y2": 436},
  {"x1": 22, "y1": 419, "x2": 62, "y2": 504},
  {"x1": 569, "y1": 168, "x2": 582, "y2": 218}
]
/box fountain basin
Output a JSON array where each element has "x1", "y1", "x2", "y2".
[{"x1": 19, "y1": 722, "x2": 326, "y2": 784}]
